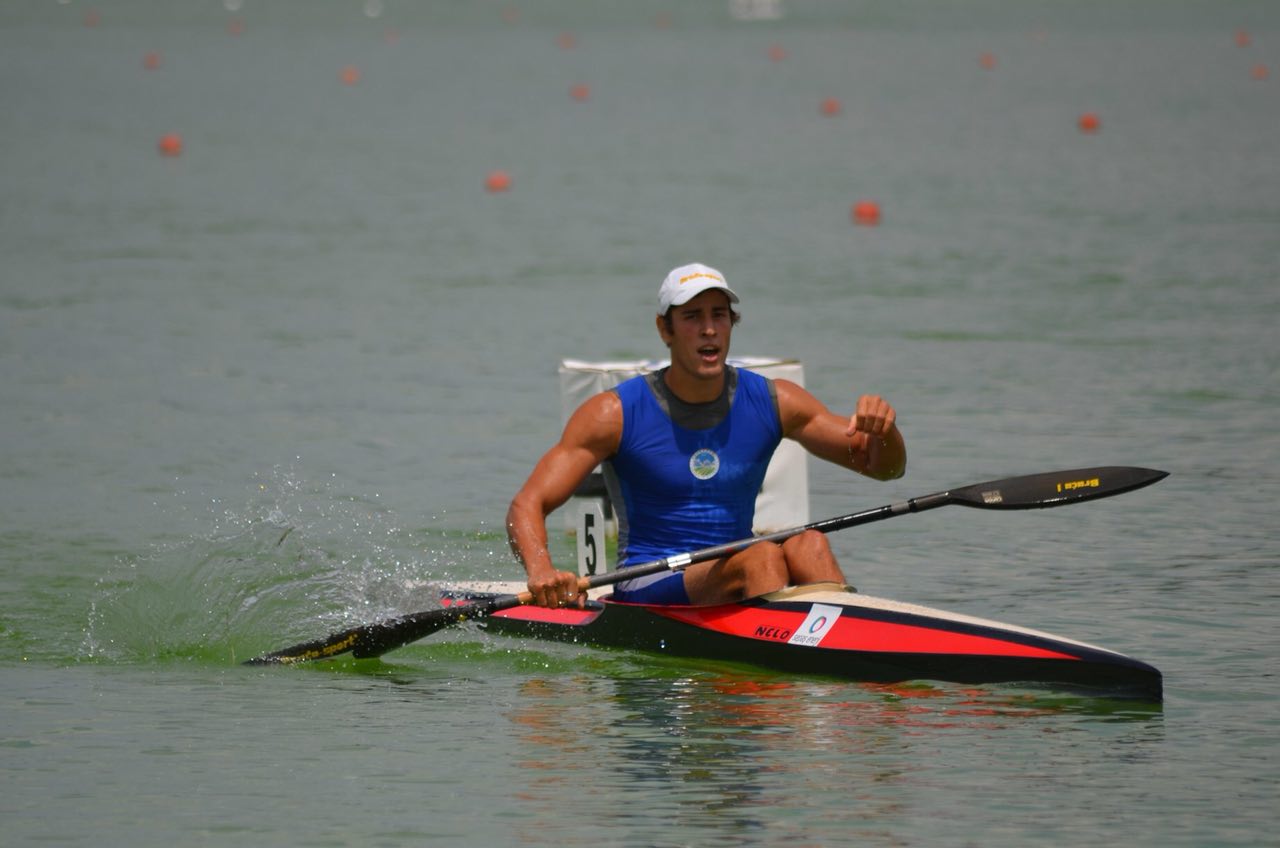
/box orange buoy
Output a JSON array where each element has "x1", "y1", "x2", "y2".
[
  {"x1": 157, "y1": 133, "x2": 184, "y2": 157},
  {"x1": 340, "y1": 65, "x2": 361, "y2": 86},
  {"x1": 979, "y1": 52, "x2": 996, "y2": 70},
  {"x1": 383, "y1": 28, "x2": 400, "y2": 46},
  {"x1": 228, "y1": 18, "x2": 245, "y2": 36},
  {"x1": 570, "y1": 83, "x2": 590, "y2": 102},
  {"x1": 820, "y1": 97, "x2": 842, "y2": 117},
  {"x1": 655, "y1": 12, "x2": 673, "y2": 29},
  {"x1": 143, "y1": 52, "x2": 162, "y2": 70},
  {"x1": 1252, "y1": 63, "x2": 1270, "y2": 81},
  {"x1": 83, "y1": 9, "x2": 101, "y2": 28},
  {"x1": 851, "y1": 201, "x2": 881, "y2": 227},
  {"x1": 485, "y1": 170, "x2": 511, "y2": 193},
  {"x1": 1235, "y1": 30, "x2": 1252, "y2": 48},
  {"x1": 1078, "y1": 112, "x2": 1101, "y2": 134},
  {"x1": 557, "y1": 32, "x2": 577, "y2": 50},
  {"x1": 769, "y1": 44, "x2": 788, "y2": 62}
]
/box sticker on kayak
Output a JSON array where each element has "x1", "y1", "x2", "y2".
[{"x1": 787, "y1": 604, "x2": 842, "y2": 647}]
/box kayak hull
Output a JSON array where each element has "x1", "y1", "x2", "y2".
[{"x1": 443, "y1": 583, "x2": 1163, "y2": 700}]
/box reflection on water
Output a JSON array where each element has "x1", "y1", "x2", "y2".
[{"x1": 501, "y1": 664, "x2": 1162, "y2": 844}]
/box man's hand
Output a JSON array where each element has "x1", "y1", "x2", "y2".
[
  {"x1": 847, "y1": 393, "x2": 897, "y2": 440},
  {"x1": 528, "y1": 568, "x2": 585, "y2": 608},
  {"x1": 845, "y1": 394, "x2": 905, "y2": 480}
]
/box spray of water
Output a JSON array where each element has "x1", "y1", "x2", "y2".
[{"x1": 80, "y1": 463, "x2": 509, "y2": 665}]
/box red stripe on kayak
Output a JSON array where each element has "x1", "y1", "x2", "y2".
[
  {"x1": 492, "y1": 606, "x2": 600, "y2": 625},
  {"x1": 650, "y1": 605, "x2": 1078, "y2": 660},
  {"x1": 441, "y1": 596, "x2": 599, "y2": 625}
]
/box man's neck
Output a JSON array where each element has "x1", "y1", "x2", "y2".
[
  {"x1": 648, "y1": 367, "x2": 737, "y2": 431},
  {"x1": 662, "y1": 365, "x2": 726, "y2": 404}
]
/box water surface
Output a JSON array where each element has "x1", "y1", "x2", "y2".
[{"x1": 2, "y1": 1, "x2": 1277, "y2": 845}]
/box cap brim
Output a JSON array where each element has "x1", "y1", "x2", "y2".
[{"x1": 667, "y1": 283, "x2": 739, "y2": 308}]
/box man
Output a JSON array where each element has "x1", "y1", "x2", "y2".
[{"x1": 507, "y1": 262, "x2": 906, "y2": 608}]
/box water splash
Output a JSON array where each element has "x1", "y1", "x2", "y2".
[{"x1": 80, "y1": 464, "x2": 510, "y2": 666}]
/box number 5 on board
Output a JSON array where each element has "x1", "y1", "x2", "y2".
[{"x1": 577, "y1": 499, "x2": 606, "y2": 577}]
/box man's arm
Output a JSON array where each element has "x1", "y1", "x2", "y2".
[
  {"x1": 775, "y1": 379, "x2": 906, "y2": 481},
  {"x1": 506, "y1": 391, "x2": 622, "y2": 607}
]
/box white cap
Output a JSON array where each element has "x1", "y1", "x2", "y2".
[{"x1": 657, "y1": 263, "x2": 740, "y2": 315}]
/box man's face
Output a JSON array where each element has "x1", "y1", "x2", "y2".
[{"x1": 657, "y1": 289, "x2": 735, "y2": 381}]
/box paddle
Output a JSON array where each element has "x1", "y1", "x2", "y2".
[{"x1": 243, "y1": 465, "x2": 1167, "y2": 665}]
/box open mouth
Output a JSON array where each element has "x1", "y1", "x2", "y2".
[{"x1": 697, "y1": 345, "x2": 721, "y2": 363}]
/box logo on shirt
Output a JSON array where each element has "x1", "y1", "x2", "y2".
[{"x1": 689, "y1": 448, "x2": 721, "y2": 480}]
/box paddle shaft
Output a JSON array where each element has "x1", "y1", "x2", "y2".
[
  {"x1": 244, "y1": 465, "x2": 1167, "y2": 664},
  {"x1": 583, "y1": 464, "x2": 1168, "y2": 590}
]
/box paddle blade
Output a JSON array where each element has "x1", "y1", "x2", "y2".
[
  {"x1": 349, "y1": 604, "x2": 488, "y2": 659},
  {"x1": 950, "y1": 466, "x2": 1168, "y2": 510},
  {"x1": 242, "y1": 623, "x2": 374, "y2": 665},
  {"x1": 243, "y1": 604, "x2": 480, "y2": 666}
]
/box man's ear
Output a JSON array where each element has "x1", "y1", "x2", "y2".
[{"x1": 655, "y1": 312, "x2": 673, "y2": 347}]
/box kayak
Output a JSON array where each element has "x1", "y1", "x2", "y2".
[
  {"x1": 441, "y1": 581, "x2": 1163, "y2": 700},
  {"x1": 243, "y1": 467, "x2": 1169, "y2": 680}
]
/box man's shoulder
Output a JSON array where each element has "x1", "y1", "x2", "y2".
[
  {"x1": 771, "y1": 378, "x2": 823, "y2": 423},
  {"x1": 565, "y1": 390, "x2": 624, "y2": 454},
  {"x1": 611, "y1": 370, "x2": 663, "y2": 405},
  {"x1": 579, "y1": 388, "x2": 624, "y2": 416},
  {"x1": 735, "y1": 366, "x2": 768, "y2": 388}
]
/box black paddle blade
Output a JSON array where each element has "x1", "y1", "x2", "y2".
[
  {"x1": 951, "y1": 466, "x2": 1168, "y2": 510},
  {"x1": 242, "y1": 602, "x2": 488, "y2": 666}
]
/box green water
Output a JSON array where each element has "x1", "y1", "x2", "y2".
[{"x1": 2, "y1": 1, "x2": 1277, "y2": 845}]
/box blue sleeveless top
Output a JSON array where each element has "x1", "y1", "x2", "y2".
[{"x1": 603, "y1": 367, "x2": 782, "y2": 568}]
